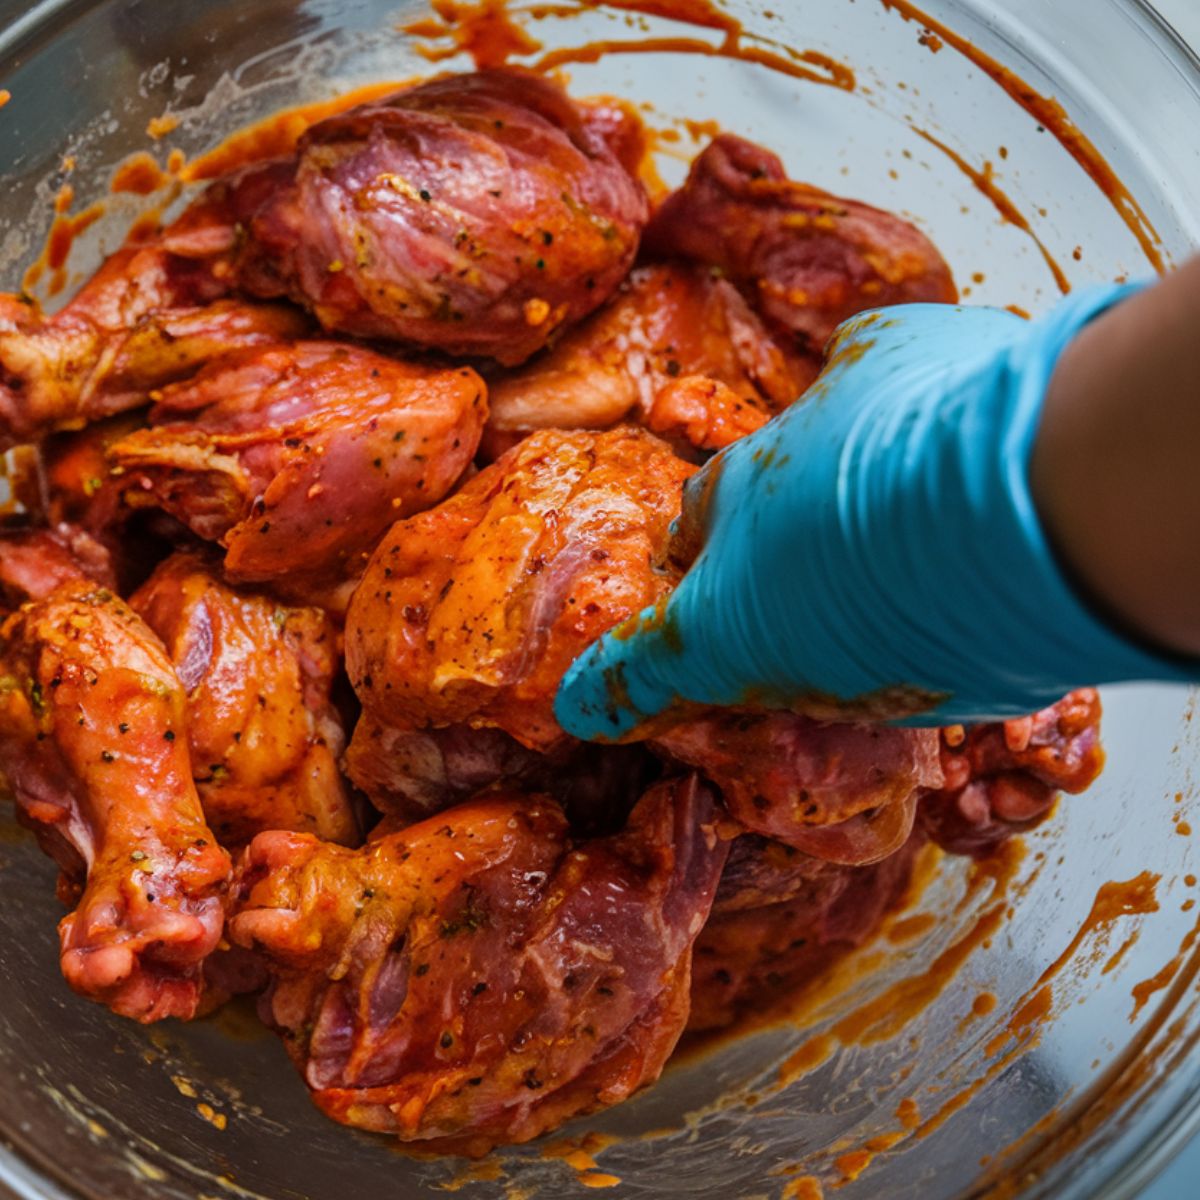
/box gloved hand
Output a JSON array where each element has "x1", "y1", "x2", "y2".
[{"x1": 555, "y1": 285, "x2": 1194, "y2": 740}]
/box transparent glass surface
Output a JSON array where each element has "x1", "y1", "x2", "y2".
[{"x1": 1, "y1": 1, "x2": 1199, "y2": 1197}]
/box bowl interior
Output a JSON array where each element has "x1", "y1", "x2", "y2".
[{"x1": 1, "y1": 2, "x2": 1200, "y2": 1198}]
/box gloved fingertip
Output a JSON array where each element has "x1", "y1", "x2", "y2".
[{"x1": 554, "y1": 632, "x2": 677, "y2": 742}]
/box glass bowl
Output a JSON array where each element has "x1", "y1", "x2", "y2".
[{"x1": 1, "y1": 1, "x2": 1199, "y2": 1197}]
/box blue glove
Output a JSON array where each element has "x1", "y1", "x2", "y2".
[{"x1": 555, "y1": 284, "x2": 1195, "y2": 739}]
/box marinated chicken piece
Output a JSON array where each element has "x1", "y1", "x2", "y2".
[
  {"x1": 653, "y1": 713, "x2": 942, "y2": 865},
  {"x1": 690, "y1": 832, "x2": 920, "y2": 1031},
  {"x1": 481, "y1": 263, "x2": 815, "y2": 457},
  {"x1": 43, "y1": 412, "x2": 146, "y2": 537},
  {"x1": 109, "y1": 342, "x2": 486, "y2": 584},
  {"x1": 129, "y1": 552, "x2": 358, "y2": 846},
  {"x1": 0, "y1": 69, "x2": 643, "y2": 446},
  {"x1": 645, "y1": 134, "x2": 958, "y2": 353},
  {"x1": 920, "y1": 689, "x2": 1103, "y2": 856},
  {"x1": 578, "y1": 96, "x2": 649, "y2": 179},
  {"x1": 230, "y1": 775, "x2": 727, "y2": 1153},
  {"x1": 0, "y1": 581, "x2": 230, "y2": 1020},
  {"x1": 0, "y1": 168, "x2": 309, "y2": 448},
  {"x1": 345, "y1": 715, "x2": 657, "y2": 834},
  {"x1": 645, "y1": 374, "x2": 773, "y2": 452},
  {"x1": 346, "y1": 426, "x2": 694, "y2": 752},
  {"x1": 0, "y1": 523, "x2": 115, "y2": 608},
  {"x1": 237, "y1": 69, "x2": 648, "y2": 364}
]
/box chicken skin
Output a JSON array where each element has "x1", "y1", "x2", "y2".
[
  {"x1": 481, "y1": 263, "x2": 815, "y2": 457},
  {"x1": 0, "y1": 168, "x2": 309, "y2": 449},
  {"x1": 645, "y1": 134, "x2": 958, "y2": 352},
  {"x1": 346, "y1": 426, "x2": 693, "y2": 752},
  {"x1": 920, "y1": 689, "x2": 1104, "y2": 856},
  {"x1": 0, "y1": 524, "x2": 116, "y2": 608},
  {"x1": 129, "y1": 552, "x2": 358, "y2": 846},
  {"x1": 653, "y1": 714, "x2": 943, "y2": 865},
  {"x1": 644, "y1": 374, "x2": 778, "y2": 454},
  {"x1": 229, "y1": 775, "x2": 727, "y2": 1153},
  {"x1": 237, "y1": 69, "x2": 648, "y2": 364},
  {"x1": 0, "y1": 581, "x2": 230, "y2": 1020},
  {"x1": 108, "y1": 342, "x2": 487, "y2": 584}
]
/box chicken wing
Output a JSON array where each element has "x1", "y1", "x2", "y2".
[
  {"x1": 0, "y1": 168, "x2": 309, "y2": 449},
  {"x1": 481, "y1": 263, "x2": 815, "y2": 458},
  {"x1": 346, "y1": 426, "x2": 693, "y2": 752},
  {"x1": 645, "y1": 134, "x2": 958, "y2": 352},
  {"x1": 653, "y1": 713, "x2": 942, "y2": 865},
  {"x1": 920, "y1": 689, "x2": 1104, "y2": 856},
  {"x1": 0, "y1": 580, "x2": 230, "y2": 1020},
  {"x1": 107, "y1": 342, "x2": 486, "y2": 584},
  {"x1": 238, "y1": 69, "x2": 648, "y2": 364},
  {"x1": 229, "y1": 775, "x2": 727, "y2": 1153},
  {"x1": 129, "y1": 552, "x2": 358, "y2": 846}
]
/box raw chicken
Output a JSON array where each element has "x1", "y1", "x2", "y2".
[
  {"x1": 0, "y1": 68, "x2": 644, "y2": 449},
  {"x1": 108, "y1": 341, "x2": 487, "y2": 584},
  {"x1": 481, "y1": 262, "x2": 815, "y2": 456},
  {"x1": 653, "y1": 712, "x2": 943, "y2": 865},
  {"x1": 229, "y1": 775, "x2": 727, "y2": 1154},
  {"x1": 645, "y1": 134, "x2": 958, "y2": 352},
  {"x1": 0, "y1": 580, "x2": 230, "y2": 1020},
  {"x1": 0, "y1": 523, "x2": 115, "y2": 607},
  {"x1": 0, "y1": 169, "x2": 309, "y2": 448},
  {"x1": 920, "y1": 689, "x2": 1104, "y2": 856},
  {"x1": 130, "y1": 552, "x2": 359, "y2": 846},
  {"x1": 690, "y1": 833, "x2": 921, "y2": 1031},
  {"x1": 645, "y1": 373, "x2": 775, "y2": 453},
  {"x1": 345, "y1": 715, "x2": 658, "y2": 834},
  {"x1": 578, "y1": 95, "x2": 649, "y2": 179},
  {"x1": 40, "y1": 412, "x2": 191, "y2": 594},
  {"x1": 237, "y1": 69, "x2": 648, "y2": 364},
  {"x1": 345, "y1": 426, "x2": 694, "y2": 752}
]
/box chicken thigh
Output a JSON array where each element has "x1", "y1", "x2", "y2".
[
  {"x1": 481, "y1": 262, "x2": 815, "y2": 457},
  {"x1": 130, "y1": 552, "x2": 359, "y2": 846},
  {"x1": 653, "y1": 713, "x2": 943, "y2": 865},
  {"x1": 645, "y1": 134, "x2": 958, "y2": 353},
  {"x1": 345, "y1": 426, "x2": 693, "y2": 752},
  {"x1": 109, "y1": 341, "x2": 487, "y2": 584},
  {"x1": 238, "y1": 69, "x2": 648, "y2": 364},
  {"x1": 230, "y1": 775, "x2": 727, "y2": 1153}
]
